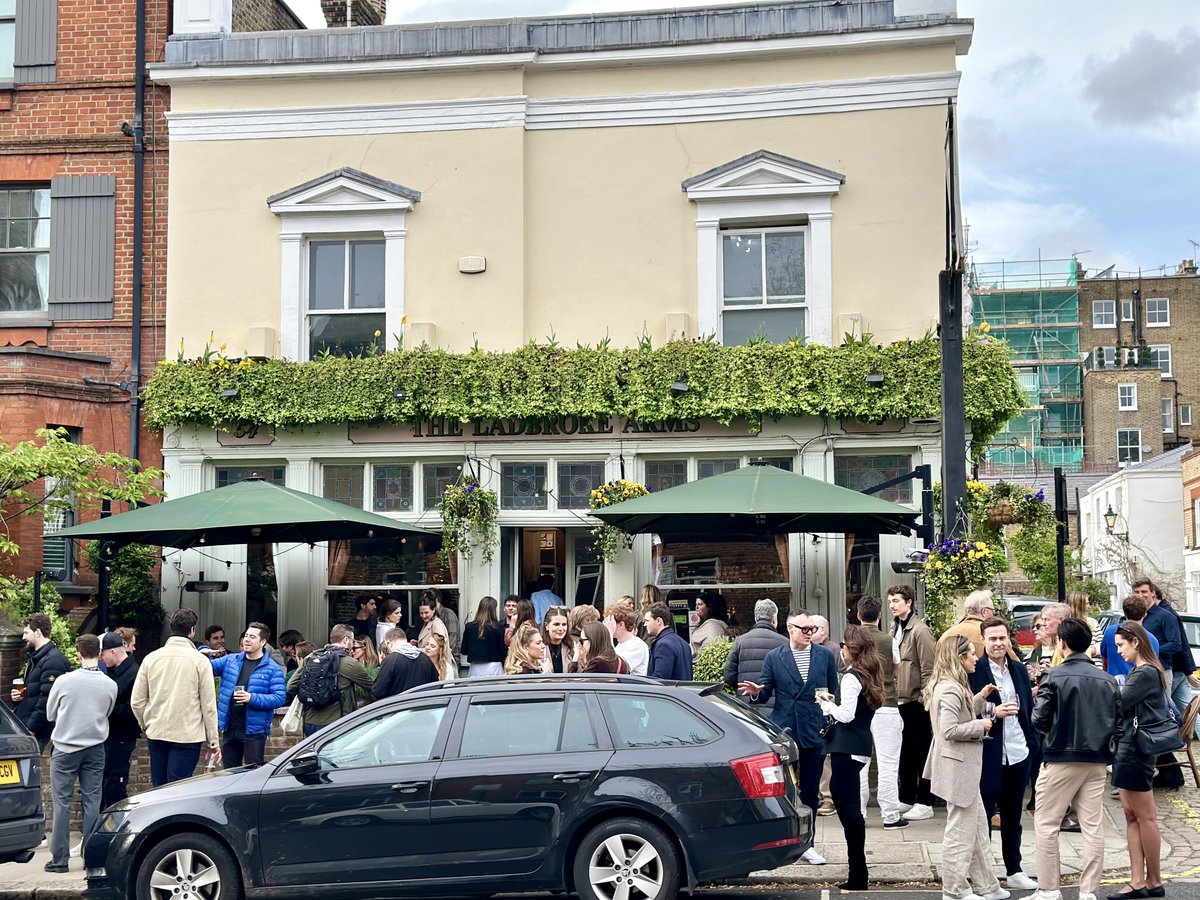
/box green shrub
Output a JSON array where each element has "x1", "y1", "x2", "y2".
[
  {"x1": 692, "y1": 639, "x2": 732, "y2": 687},
  {"x1": 0, "y1": 576, "x2": 79, "y2": 668}
]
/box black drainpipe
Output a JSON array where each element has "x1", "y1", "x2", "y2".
[{"x1": 129, "y1": 0, "x2": 146, "y2": 461}]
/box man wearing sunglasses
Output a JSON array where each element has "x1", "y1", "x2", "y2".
[{"x1": 738, "y1": 611, "x2": 840, "y2": 865}]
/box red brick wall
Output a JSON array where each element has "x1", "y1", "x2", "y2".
[{"x1": 0, "y1": 0, "x2": 170, "y2": 582}]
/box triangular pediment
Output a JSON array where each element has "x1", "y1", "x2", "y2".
[
  {"x1": 268, "y1": 167, "x2": 420, "y2": 215},
  {"x1": 682, "y1": 150, "x2": 845, "y2": 200}
]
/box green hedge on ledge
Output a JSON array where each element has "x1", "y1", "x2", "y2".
[{"x1": 142, "y1": 334, "x2": 1026, "y2": 456}]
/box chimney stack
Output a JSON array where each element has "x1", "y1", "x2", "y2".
[
  {"x1": 1178, "y1": 259, "x2": 1198, "y2": 276},
  {"x1": 320, "y1": 0, "x2": 386, "y2": 27}
]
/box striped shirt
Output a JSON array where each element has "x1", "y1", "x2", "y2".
[{"x1": 792, "y1": 646, "x2": 811, "y2": 682}]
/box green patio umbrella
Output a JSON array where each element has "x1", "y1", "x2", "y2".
[
  {"x1": 590, "y1": 464, "x2": 919, "y2": 539},
  {"x1": 49, "y1": 478, "x2": 433, "y2": 550}
]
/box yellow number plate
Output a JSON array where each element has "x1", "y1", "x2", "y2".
[{"x1": 0, "y1": 760, "x2": 19, "y2": 786}]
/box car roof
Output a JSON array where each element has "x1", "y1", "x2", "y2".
[{"x1": 403, "y1": 673, "x2": 711, "y2": 698}]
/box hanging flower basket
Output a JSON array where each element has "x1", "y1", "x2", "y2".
[
  {"x1": 438, "y1": 481, "x2": 499, "y2": 565},
  {"x1": 588, "y1": 479, "x2": 650, "y2": 563},
  {"x1": 987, "y1": 499, "x2": 1018, "y2": 526}
]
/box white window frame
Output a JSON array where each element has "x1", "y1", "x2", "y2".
[
  {"x1": 304, "y1": 237, "x2": 387, "y2": 358},
  {"x1": 1194, "y1": 497, "x2": 1200, "y2": 548},
  {"x1": 1117, "y1": 383, "x2": 1137, "y2": 411},
  {"x1": 1149, "y1": 344, "x2": 1172, "y2": 377},
  {"x1": 1092, "y1": 299, "x2": 1116, "y2": 328},
  {"x1": 1117, "y1": 428, "x2": 1142, "y2": 466},
  {"x1": 268, "y1": 171, "x2": 417, "y2": 361},
  {"x1": 0, "y1": 3, "x2": 13, "y2": 83},
  {"x1": 685, "y1": 153, "x2": 841, "y2": 346},
  {"x1": 1182, "y1": 404, "x2": 1193, "y2": 427},
  {"x1": 1163, "y1": 397, "x2": 1175, "y2": 433},
  {"x1": 0, "y1": 185, "x2": 51, "y2": 315},
  {"x1": 1146, "y1": 297, "x2": 1170, "y2": 327},
  {"x1": 1120, "y1": 299, "x2": 1134, "y2": 321},
  {"x1": 1121, "y1": 347, "x2": 1140, "y2": 366},
  {"x1": 719, "y1": 226, "x2": 808, "y2": 339}
]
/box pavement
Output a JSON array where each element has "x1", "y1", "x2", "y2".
[{"x1": 7, "y1": 784, "x2": 1200, "y2": 899}]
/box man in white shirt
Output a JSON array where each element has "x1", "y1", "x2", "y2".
[{"x1": 603, "y1": 603, "x2": 649, "y2": 675}]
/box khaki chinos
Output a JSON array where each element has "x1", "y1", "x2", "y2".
[{"x1": 1033, "y1": 760, "x2": 1107, "y2": 895}]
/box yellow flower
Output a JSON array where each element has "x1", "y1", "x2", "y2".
[
  {"x1": 209, "y1": 331, "x2": 215, "y2": 343},
  {"x1": 218, "y1": 341, "x2": 227, "y2": 351},
  {"x1": 401, "y1": 314, "x2": 408, "y2": 325},
  {"x1": 980, "y1": 322, "x2": 991, "y2": 333},
  {"x1": 374, "y1": 330, "x2": 382, "y2": 338},
  {"x1": 975, "y1": 541, "x2": 985, "y2": 549}
]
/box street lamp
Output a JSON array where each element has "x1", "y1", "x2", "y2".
[{"x1": 1103, "y1": 504, "x2": 1127, "y2": 541}]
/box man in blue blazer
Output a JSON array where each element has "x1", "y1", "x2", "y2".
[
  {"x1": 968, "y1": 615, "x2": 1038, "y2": 891},
  {"x1": 739, "y1": 611, "x2": 840, "y2": 863}
]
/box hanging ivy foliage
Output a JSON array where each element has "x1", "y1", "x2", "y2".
[{"x1": 143, "y1": 332, "x2": 1025, "y2": 457}]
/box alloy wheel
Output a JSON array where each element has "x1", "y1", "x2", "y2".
[
  {"x1": 148, "y1": 846, "x2": 224, "y2": 900},
  {"x1": 586, "y1": 832, "x2": 665, "y2": 900}
]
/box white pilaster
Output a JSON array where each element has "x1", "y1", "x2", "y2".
[
  {"x1": 695, "y1": 218, "x2": 721, "y2": 339},
  {"x1": 384, "y1": 228, "x2": 408, "y2": 350},
  {"x1": 279, "y1": 234, "x2": 303, "y2": 361},
  {"x1": 173, "y1": 0, "x2": 232, "y2": 34},
  {"x1": 807, "y1": 211, "x2": 834, "y2": 346}
]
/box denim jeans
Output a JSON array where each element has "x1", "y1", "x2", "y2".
[
  {"x1": 221, "y1": 731, "x2": 267, "y2": 768},
  {"x1": 146, "y1": 739, "x2": 202, "y2": 787},
  {"x1": 50, "y1": 744, "x2": 104, "y2": 866}
]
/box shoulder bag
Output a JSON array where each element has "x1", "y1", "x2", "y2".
[{"x1": 1134, "y1": 714, "x2": 1185, "y2": 756}]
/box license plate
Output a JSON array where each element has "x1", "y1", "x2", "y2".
[{"x1": 0, "y1": 759, "x2": 19, "y2": 786}]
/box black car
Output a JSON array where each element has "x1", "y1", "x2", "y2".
[
  {"x1": 0, "y1": 700, "x2": 44, "y2": 865},
  {"x1": 86, "y1": 675, "x2": 811, "y2": 900}
]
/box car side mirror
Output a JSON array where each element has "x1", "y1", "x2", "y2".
[{"x1": 287, "y1": 753, "x2": 320, "y2": 777}]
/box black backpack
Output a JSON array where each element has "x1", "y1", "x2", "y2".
[{"x1": 296, "y1": 648, "x2": 345, "y2": 709}]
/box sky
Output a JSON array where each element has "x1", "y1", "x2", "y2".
[{"x1": 285, "y1": 1, "x2": 1200, "y2": 276}]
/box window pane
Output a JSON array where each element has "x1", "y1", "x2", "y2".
[
  {"x1": 349, "y1": 240, "x2": 385, "y2": 309},
  {"x1": 645, "y1": 460, "x2": 687, "y2": 493},
  {"x1": 561, "y1": 694, "x2": 599, "y2": 752},
  {"x1": 318, "y1": 705, "x2": 447, "y2": 770},
  {"x1": 1121, "y1": 300, "x2": 1134, "y2": 321},
  {"x1": 1117, "y1": 430, "x2": 1141, "y2": 464},
  {"x1": 1182, "y1": 405, "x2": 1192, "y2": 427},
  {"x1": 374, "y1": 464, "x2": 414, "y2": 512},
  {"x1": 1147, "y1": 298, "x2": 1169, "y2": 325},
  {"x1": 722, "y1": 306, "x2": 805, "y2": 346},
  {"x1": 765, "y1": 231, "x2": 804, "y2": 301},
  {"x1": 326, "y1": 533, "x2": 454, "y2": 588},
  {"x1": 460, "y1": 699, "x2": 564, "y2": 758},
  {"x1": 557, "y1": 461, "x2": 604, "y2": 510},
  {"x1": 323, "y1": 464, "x2": 364, "y2": 508},
  {"x1": 1163, "y1": 398, "x2": 1174, "y2": 432},
  {"x1": 698, "y1": 458, "x2": 740, "y2": 480},
  {"x1": 1092, "y1": 301, "x2": 1115, "y2": 326},
  {"x1": 308, "y1": 241, "x2": 345, "y2": 310},
  {"x1": 0, "y1": 253, "x2": 49, "y2": 311},
  {"x1": 834, "y1": 453, "x2": 914, "y2": 504},
  {"x1": 722, "y1": 234, "x2": 762, "y2": 304},
  {"x1": 422, "y1": 463, "x2": 462, "y2": 510},
  {"x1": 600, "y1": 695, "x2": 717, "y2": 748},
  {"x1": 501, "y1": 462, "x2": 547, "y2": 510},
  {"x1": 308, "y1": 311, "x2": 385, "y2": 358},
  {"x1": 215, "y1": 466, "x2": 285, "y2": 487}
]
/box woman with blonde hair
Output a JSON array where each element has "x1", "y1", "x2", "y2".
[
  {"x1": 421, "y1": 632, "x2": 457, "y2": 681},
  {"x1": 504, "y1": 622, "x2": 548, "y2": 675},
  {"x1": 1067, "y1": 589, "x2": 1101, "y2": 657},
  {"x1": 638, "y1": 585, "x2": 663, "y2": 638},
  {"x1": 1110, "y1": 622, "x2": 1171, "y2": 899},
  {"x1": 922, "y1": 634, "x2": 1010, "y2": 900}
]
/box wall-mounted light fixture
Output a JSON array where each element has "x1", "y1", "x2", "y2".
[
  {"x1": 219, "y1": 388, "x2": 239, "y2": 399},
  {"x1": 670, "y1": 376, "x2": 689, "y2": 394},
  {"x1": 393, "y1": 387, "x2": 408, "y2": 401},
  {"x1": 1103, "y1": 504, "x2": 1127, "y2": 541}
]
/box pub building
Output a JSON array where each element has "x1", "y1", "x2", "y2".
[{"x1": 159, "y1": 413, "x2": 939, "y2": 648}]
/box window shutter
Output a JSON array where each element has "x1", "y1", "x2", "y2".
[
  {"x1": 48, "y1": 175, "x2": 116, "y2": 321},
  {"x1": 13, "y1": 0, "x2": 57, "y2": 84}
]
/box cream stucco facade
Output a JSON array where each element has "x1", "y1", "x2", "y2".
[{"x1": 149, "y1": 1, "x2": 970, "y2": 646}]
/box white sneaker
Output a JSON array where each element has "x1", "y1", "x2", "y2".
[
  {"x1": 898, "y1": 801, "x2": 913, "y2": 813},
  {"x1": 70, "y1": 841, "x2": 81, "y2": 857},
  {"x1": 906, "y1": 803, "x2": 935, "y2": 820},
  {"x1": 801, "y1": 847, "x2": 826, "y2": 865},
  {"x1": 1077, "y1": 894, "x2": 1097, "y2": 900},
  {"x1": 981, "y1": 889, "x2": 1010, "y2": 900},
  {"x1": 1028, "y1": 891, "x2": 1062, "y2": 900},
  {"x1": 943, "y1": 894, "x2": 984, "y2": 900},
  {"x1": 1005, "y1": 872, "x2": 1038, "y2": 890}
]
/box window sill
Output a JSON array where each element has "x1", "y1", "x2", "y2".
[{"x1": 0, "y1": 320, "x2": 50, "y2": 347}]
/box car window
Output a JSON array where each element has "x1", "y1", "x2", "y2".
[
  {"x1": 317, "y1": 704, "x2": 447, "y2": 771},
  {"x1": 601, "y1": 695, "x2": 718, "y2": 748},
  {"x1": 459, "y1": 695, "x2": 599, "y2": 758}
]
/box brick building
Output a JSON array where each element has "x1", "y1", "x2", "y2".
[
  {"x1": 1078, "y1": 260, "x2": 1200, "y2": 468},
  {"x1": 0, "y1": 0, "x2": 301, "y2": 592}
]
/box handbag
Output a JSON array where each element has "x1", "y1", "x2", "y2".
[
  {"x1": 819, "y1": 715, "x2": 837, "y2": 739},
  {"x1": 1134, "y1": 714, "x2": 1185, "y2": 756},
  {"x1": 281, "y1": 697, "x2": 303, "y2": 735}
]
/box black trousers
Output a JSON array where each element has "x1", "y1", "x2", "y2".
[
  {"x1": 898, "y1": 701, "x2": 935, "y2": 806},
  {"x1": 221, "y1": 731, "x2": 267, "y2": 768},
  {"x1": 982, "y1": 755, "x2": 1031, "y2": 877},
  {"x1": 794, "y1": 746, "x2": 825, "y2": 815},
  {"x1": 101, "y1": 737, "x2": 137, "y2": 809},
  {"x1": 829, "y1": 754, "x2": 868, "y2": 888}
]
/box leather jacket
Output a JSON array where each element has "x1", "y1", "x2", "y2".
[{"x1": 1031, "y1": 653, "x2": 1122, "y2": 764}]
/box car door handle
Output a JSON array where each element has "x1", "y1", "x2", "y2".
[
  {"x1": 391, "y1": 781, "x2": 430, "y2": 793},
  {"x1": 552, "y1": 771, "x2": 594, "y2": 782}
]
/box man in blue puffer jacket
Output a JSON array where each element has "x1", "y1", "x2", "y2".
[{"x1": 210, "y1": 621, "x2": 287, "y2": 767}]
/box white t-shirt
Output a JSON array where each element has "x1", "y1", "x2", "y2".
[{"x1": 616, "y1": 636, "x2": 650, "y2": 676}]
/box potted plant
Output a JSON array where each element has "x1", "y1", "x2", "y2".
[
  {"x1": 986, "y1": 481, "x2": 1019, "y2": 527},
  {"x1": 438, "y1": 481, "x2": 499, "y2": 565},
  {"x1": 921, "y1": 537, "x2": 1009, "y2": 634},
  {"x1": 588, "y1": 479, "x2": 650, "y2": 563}
]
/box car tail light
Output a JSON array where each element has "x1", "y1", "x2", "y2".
[{"x1": 731, "y1": 752, "x2": 786, "y2": 798}]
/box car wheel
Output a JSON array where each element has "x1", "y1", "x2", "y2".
[
  {"x1": 135, "y1": 832, "x2": 243, "y2": 900},
  {"x1": 573, "y1": 817, "x2": 679, "y2": 900}
]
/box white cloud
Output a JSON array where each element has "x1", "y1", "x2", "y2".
[
  {"x1": 1083, "y1": 29, "x2": 1200, "y2": 128},
  {"x1": 964, "y1": 198, "x2": 1137, "y2": 274}
]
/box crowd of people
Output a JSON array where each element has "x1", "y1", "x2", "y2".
[{"x1": 7, "y1": 576, "x2": 1190, "y2": 893}]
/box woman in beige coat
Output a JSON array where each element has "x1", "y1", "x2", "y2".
[{"x1": 922, "y1": 633, "x2": 1011, "y2": 900}]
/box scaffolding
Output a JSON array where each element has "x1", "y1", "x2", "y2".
[{"x1": 970, "y1": 258, "x2": 1084, "y2": 475}]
